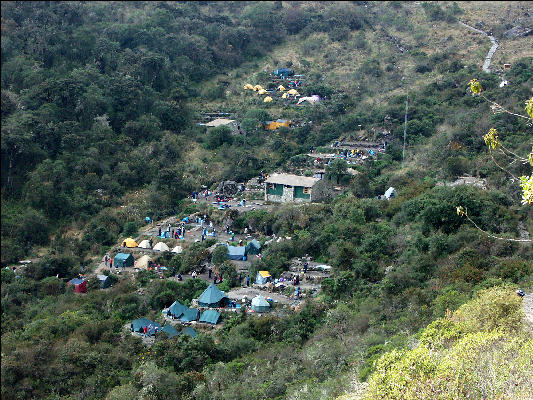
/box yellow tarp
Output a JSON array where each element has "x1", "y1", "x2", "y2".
[
  {"x1": 258, "y1": 89, "x2": 267, "y2": 95},
  {"x1": 278, "y1": 85, "x2": 286, "y2": 91},
  {"x1": 259, "y1": 271, "x2": 271, "y2": 278},
  {"x1": 122, "y1": 238, "x2": 138, "y2": 248},
  {"x1": 287, "y1": 89, "x2": 299, "y2": 95},
  {"x1": 253, "y1": 85, "x2": 263, "y2": 91},
  {"x1": 263, "y1": 96, "x2": 273, "y2": 103}
]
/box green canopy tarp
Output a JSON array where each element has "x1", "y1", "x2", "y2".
[
  {"x1": 198, "y1": 283, "x2": 228, "y2": 307},
  {"x1": 199, "y1": 309, "x2": 221, "y2": 324},
  {"x1": 245, "y1": 239, "x2": 261, "y2": 255},
  {"x1": 114, "y1": 253, "x2": 134, "y2": 268},
  {"x1": 160, "y1": 324, "x2": 179, "y2": 338}
]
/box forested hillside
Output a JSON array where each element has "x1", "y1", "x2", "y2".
[{"x1": 1, "y1": 1, "x2": 532, "y2": 399}]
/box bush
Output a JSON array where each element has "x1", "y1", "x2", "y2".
[{"x1": 122, "y1": 221, "x2": 138, "y2": 237}]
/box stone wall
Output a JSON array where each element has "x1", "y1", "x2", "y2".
[{"x1": 265, "y1": 185, "x2": 312, "y2": 203}]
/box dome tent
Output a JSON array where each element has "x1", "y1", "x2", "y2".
[
  {"x1": 245, "y1": 239, "x2": 261, "y2": 255},
  {"x1": 257, "y1": 89, "x2": 267, "y2": 95},
  {"x1": 253, "y1": 85, "x2": 263, "y2": 91},
  {"x1": 287, "y1": 89, "x2": 299, "y2": 95},
  {"x1": 251, "y1": 295, "x2": 270, "y2": 312},
  {"x1": 122, "y1": 238, "x2": 138, "y2": 248},
  {"x1": 243, "y1": 83, "x2": 254, "y2": 90},
  {"x1": 278, "y1": 85, "x2": 286, "y2": 91},
  {"x1": 264, "y1": 96, "x2": 273, "y2": 103},
  {"x1": 136, "y1": 255, "x2": 151, "y2": 269},
  {"x1": 199, "y1": 309, "x2": 221, "y2": 324},
  {"x1": 138, "y1": 240, "x2": 151, "y2": 249},
  {"x1": 171, "y1": 245, "x2": 183, "y2": 254},
  {"x1": 153, "y1": 242, "x2": 170, "y2": 252}
]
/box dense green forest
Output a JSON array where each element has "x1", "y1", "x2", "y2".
[{"x1": 1, "y1": 1, "x2": 532, "y2": 399}]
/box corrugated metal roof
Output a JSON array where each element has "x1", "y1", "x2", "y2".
[
  {"x1": 205, "y1": 118, "x2": 234, "y2": 127},
  {"x1": 265, "y1": 173, "x2": 319, "y2": 187}
]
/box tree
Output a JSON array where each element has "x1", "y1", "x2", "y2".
[
  {"x1": 326, "y1": 158, "x2": 348, "y2": 184},
  {"x1": 211, "y1": 245, "x2": 228, "y2": 266}
]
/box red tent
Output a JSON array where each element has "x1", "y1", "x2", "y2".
[{"x1": 68, "y1": 278, "x2": 87, "y2": 293}]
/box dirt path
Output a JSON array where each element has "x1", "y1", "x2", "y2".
[
  {"x1": 523, "y1": 293, "x2": 533, "y2": 330},
  {"x1": 459, "y1": 21, "x2": 498, "y2": 73}
]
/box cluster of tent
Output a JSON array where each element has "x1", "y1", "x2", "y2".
[
  {"x1": 225, "y1": 239, "x2": 261, "y2": 261},
  {"x1": 120, "y1": 238, "x2": 183, "y2": 253},
  {"x1": 130, "y1": 318, "x2": 197, "y2": 338},
  {"x1": 243, "y1": 83, "x2": 302, "y2": 103}
]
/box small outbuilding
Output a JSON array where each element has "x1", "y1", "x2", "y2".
[
  {"x1": 198, "y1": 283, "x2": 229, "y2": 308},
  {"x1": 251, "y1": 295, "x2": 271, "y2": 313},
  {"x1": 68, "y1": 277, "x2": 87, "y2": 293},
  {"x1": 114, "y1": 253, "x2": 134, "y2": 268},
  {"x1": 97, "y1": 274, "x2": 112, "y2": 289},
  {"x1": 199, "y1": 309, "x2": 221, "y2": 325},
  {"x1": 255, "y1": 271, "x2": 271, "y2": 285}
]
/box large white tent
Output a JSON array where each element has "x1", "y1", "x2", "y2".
[
  {"x1": 251, "y1": 295, "x2": 271, "y2": 313},
  {"x1": 136, "y1": 255, "x2": 152, "y2": 269},
  {"x1": 171, "y1": 245, "x2": 183, "y2": 254}
]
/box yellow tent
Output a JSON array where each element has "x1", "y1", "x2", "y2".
[
  {"x1": 253, "y1": 85, "x2": 263, "y2": 91},
  {"x1": 282, "y1": 92, "x2": 288, "y2": 99},
  {"x1": 278, "y1": 85, "x2": 286, "y2": 92},
  {"x1": 122, "y1": 238, "x2": 138, "y2": 248},
  {"x1": 243, "y1": 84, "x2": 254, "y2": 90},
  {"x1": 258, "y1": 89, "x2": 267, "y2": 95},
  {"x1": 287, "y1": 89, "x2": 299, "y2": 95},
  {"x1": 264, "y1": 96, "x2": 273, "y2": 103}
]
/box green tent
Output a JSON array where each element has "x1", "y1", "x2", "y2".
[
  {"x1": 198, "y1": 283, "x2": 228, "y2": 307},
  {"x1": 226, "y1": 244, "x2": 246, "y2": 260},
  {"x1": 160, "y1": 324, "x2": 179, "y2": 338},
  {"x1": 245, "y1": 239, "x2": 261, "y2": 255},
  {"x1": 251, "y1": 295, "x2": 271, "y2": 312},
  {"x1": 182, "y1": 326, "x2": 197, "y2": 338},
  {"x1": 131, "y1": 318, "x2": 161, "y2": 333},
  {"x1": 199, "y1": 309, "x2": 221, "y2": 324},
  {"x1": 168, "y1": 300, "x2": 188, "y2": 318},
  {"x1": 179, "y1": 308, "x2": 199, "y2": 322},
  {"x1": 114, "y1": 253, "x2": 134, "y2": 268},
  {"x1": 97, "y1": 274, "x2": 112, "y2": 289}
]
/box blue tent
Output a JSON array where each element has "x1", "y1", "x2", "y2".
[
  {"x1": 160, "y1": 324, "x2": 179, "y2": 338},
  {"x1": 198, "y1": 283, "x2": 228, "y2": 307},
  {"x1": 179, "y1": 308, "x2": 199, "y2": 322},
  {"x1": 226, "y1": 244, "x2": 246, "y2": 261},
  {"x1": 168, "y1": 300, "x2": 188, "y2": 318},
  {"x1": 199, "y1": 309, "x2": 221, "y2": 324},
  {"x1": 182, "y1": 327, "x2": 197, "y2": 338}
]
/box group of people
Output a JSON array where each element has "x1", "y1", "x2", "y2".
[
  {"x1": 158, "y1": 223, "x2": 186, "y2": 239},
  {"x1": 141, "y1": 324, "x2": 158, "y2": 337}
]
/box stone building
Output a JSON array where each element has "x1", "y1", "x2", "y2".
[{"x1": 265, "y1": 173, "x2": 332, "y2": 203}]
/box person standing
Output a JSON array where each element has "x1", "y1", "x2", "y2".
[
  {"x1": 158, "y1": 227, "x2": 162, "y2": 237},
  {"x1": 208, "y1": 268, "x2": 212, "y2": 279},
  {"x1": 246, "y1": 275, "x2": 250, "y2": 287},
  {"x1": 109, "y1": 258, "x2": 113, "y2": 269}
]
